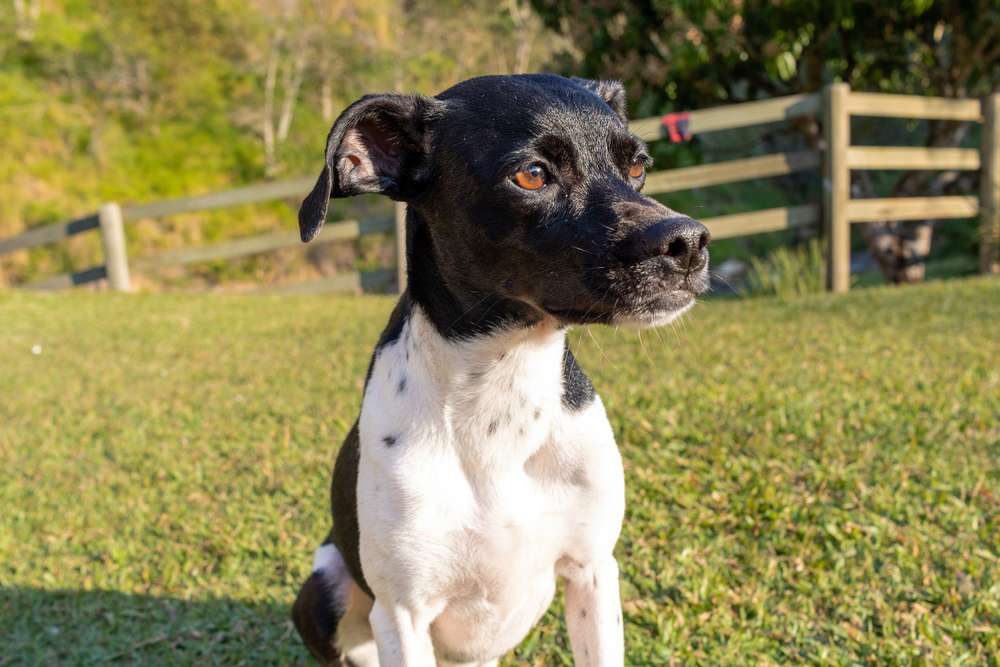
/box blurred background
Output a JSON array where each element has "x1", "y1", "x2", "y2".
[{"x1": 0, "y1": 0, "x2": 997, "y2": 293}]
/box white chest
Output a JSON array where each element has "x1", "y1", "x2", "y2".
[{"x1": 354, "y1": 308, "x2": 624, "y2": 661}]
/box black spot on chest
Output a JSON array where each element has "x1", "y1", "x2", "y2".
[
  {"x1": 364, "y1": 293, "x2": 412, "y2": 388},
  {"x1": 561, "y1": 343, "x2": 595, "y2": 411}
]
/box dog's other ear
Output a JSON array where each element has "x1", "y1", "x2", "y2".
[
  {"x1": 572, "y1": 78, "x2": 627, "y2": 123},
  {"x1": 299, "y1": 94, "x2": 444, "y2": 242}
]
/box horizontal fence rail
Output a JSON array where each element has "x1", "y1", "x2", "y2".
[
  {"x1": 122, "y1": 178, "x2": 315, "y2": 223},
  {"x1": 703, "y1": 205, "x2": 820, "y2": 240},
  {"x1": 643, "y1": 150, "x2": 819, "y2": 195},
  {"x1": 0, "y1": 213, "x2": 99, "y2": 256},
  {"x1": 845, "y1": 146, "x2": 981, "y2": 171},
  {"x1": 630, "y1": 93, "x2": 820, "y2": 141},
  {"x1": 2, "y1": 86, "x2": 997, "y2": 294},
  {"x1": 24, "y1": 265, "x2": 107, "y2": 290},
  {"x1": 846, "y1": 196, "x2": 980, "y2": 223},
  {"x1": 132, "y1": 217, "x2": 393, "y2": 272},
  {"x1": 845, "y1": 92, "x2": 982, "y2": 122},
  {"x1": 257, "y1": 268, "x2": 394, "y2": 295}
]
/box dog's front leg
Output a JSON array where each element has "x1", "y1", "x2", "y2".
[
  {"x1": 562, "y1": 557, "x2": 625, "y2": 667},
  {"x1": 370, "y1": 599, "x2": 438, "y2": 667}
]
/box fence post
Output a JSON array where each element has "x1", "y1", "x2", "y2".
[
  {"x1": 395, "y1": 202, "x2": 407, "y2": 293},
  {"x1": 98, "y1": 202, "x2": 131, "y2": 292},
  {"x1": 822, "y1": 83, "x2": 851, "y2": 293},
  {"x1": 981, "y1": 92, "x2": 1000, "y2": 275}
]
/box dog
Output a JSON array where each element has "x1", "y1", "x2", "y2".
[{"x1": 291, "y1": 74, "x2": 710, "y2": 666}]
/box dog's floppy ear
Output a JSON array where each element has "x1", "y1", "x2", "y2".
[
  {"x1": 299, "y1": 93, "x2": 444, "y2": 242},
  {"x1": 572, "y1": 78, "x2": 627, "y2": 123}
]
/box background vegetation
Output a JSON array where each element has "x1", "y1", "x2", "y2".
[
  {"x1": 0, "y1": 0, "x2": 558, "y2": 286},
  {"x1": 2, "y1": 1, "x2": 997, "y2": 289}
]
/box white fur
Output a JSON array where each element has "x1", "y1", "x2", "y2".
[
  {"x1": 350, "y1": 305, "x2": 625, "y2": 666},
  {"x1": 613, "y1": 293, "x2": 695, "y2": 328}
]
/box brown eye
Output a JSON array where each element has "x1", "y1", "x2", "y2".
[
  {"x1": 628, "y1": 160, "x2": 645, "y2": 179},
  {"x1": 513, "y1": 164, "x2": 547, "y2": 190}
]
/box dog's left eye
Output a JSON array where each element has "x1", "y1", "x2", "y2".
[
  {"x1": 628, "y1": 159, "x2": 645, "y2": 179},
  {"x1": 513, "y1": 164, "x2": 547, "y2": 190}
]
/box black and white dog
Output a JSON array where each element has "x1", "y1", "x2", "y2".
[{"x1": 292, "y1": 74, "x2": 709, "y2": 666}]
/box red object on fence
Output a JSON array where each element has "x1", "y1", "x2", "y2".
[{"x1": 660, "y1": 112, "x2": 692, "y2": 142}]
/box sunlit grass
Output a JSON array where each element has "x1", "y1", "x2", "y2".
[{"x1": 1, "y1": 277, "x2": 997, "y2": 665}]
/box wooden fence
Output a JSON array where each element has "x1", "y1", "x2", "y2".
[
  {"x1": 822, "y1": 84, "x2": 998, "y2": 291},
  {"x1": 1, "y1": 85, "x2": 997, "y2": 294}
]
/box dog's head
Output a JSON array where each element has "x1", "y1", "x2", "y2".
[{"x1": 300, "y1": 74, "x2": 709, "y2": 329}]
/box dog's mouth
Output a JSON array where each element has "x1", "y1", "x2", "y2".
[{"x1": 541, "y1": 276, "x2": 706, "y2": 328}]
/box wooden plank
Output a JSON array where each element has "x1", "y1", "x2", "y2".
[
  {"x1": 846, "y1": 92, "x2": 982, "y2": 122},
  {"x1": 981, "y1": 93, "x2": 1000, "y2": 274},
  {"x1": 99, "y1": 203, "x2": 131, "y2": 292},
  {"x1": 121, "y1": 177, "x2": 315, "y2": 222},
  {"x1": 702, "y1": 205, "x2": 819, "y2": 240},
  {"x1": 643, "y1": 150, "x2": 819, "y2": 194},
  {"x1": 630, "y1": 93, "x2": 820, "y2": 141},
  {"x1": 23, "y1": 265, "x2": 107, "y2": 290},
  {"x1": 846, "y1": 146, "x2": 980, "y2": 170},
  {"x1": 261, "y1": 272, "x2": 361, "y2": 294},
  {"x1": 395, "y1": 202, "x2": 407, "y2": 293},
  {"x1": 258, "y1": 269, "x2": 394, "y2": 295},
  {"x1": 0, "y1": 213, "x2": 99, "y2": 257},
  {"x1": 823, "y1": 83, "x2": 851, "y2": 293},
  {"x1": 359, "y1": 268, "x2": 396, "y2": 293},
  {"x1": 847, "y1": 196, "x2": 980, "y2": 222},
  {"x1": 133, "y1": 216, "x2": 393, "y2": 271}
]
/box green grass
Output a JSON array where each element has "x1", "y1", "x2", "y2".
[{"x1": 1, "y1": 278, "x2": 998, "y2": 666}]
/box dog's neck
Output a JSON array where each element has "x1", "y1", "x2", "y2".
[
  {"x1": 404, "y1": 207, "x2": 544, "y2": 340},
  {"x1": 385, "y1": 304, "x2": 567, "y2": 468},
  {"x1": 368, "y1": 207, "x2": 595, "y2": 430},
  {"x1": 404, "y1": 302, "x2": 566, "y2": 394}
]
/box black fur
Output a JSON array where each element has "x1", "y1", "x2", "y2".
[
  {"x1": 291, "y1": 569, "x2": 343, "y2": 665},
  {"x1": 561, "y1": 344, "x2": 596, "y2": 411},
  {"x1": 328, "y1": 422, "x2": 372, "y2": 598}
]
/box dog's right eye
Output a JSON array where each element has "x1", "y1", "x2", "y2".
[{"x1": 512, "y1": 164, "x2": 547, "y2": 191}]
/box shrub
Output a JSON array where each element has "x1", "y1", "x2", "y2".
[{"x1": 745, "y1": 239, "x2": 825, "y2": 298}]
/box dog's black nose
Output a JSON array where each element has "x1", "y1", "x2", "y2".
[{"x1": 616, "y1": 217, "x2": 710, "y2": 271}]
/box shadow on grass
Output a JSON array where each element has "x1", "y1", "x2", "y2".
[{"x1": 0, "y1": 587, "x2": 308, "y2": 666}]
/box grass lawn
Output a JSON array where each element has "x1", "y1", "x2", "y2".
[{"x1": 1, "y1": 277, "x2": 998, "y2": 665}]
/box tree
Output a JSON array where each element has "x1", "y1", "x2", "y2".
[{"x1": 532, "y1": 0, "x2": 1000, "y2": 283}]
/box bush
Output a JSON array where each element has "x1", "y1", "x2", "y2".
[{"x1": 745, "y1": 239, "x2": 825, "y2": 298}]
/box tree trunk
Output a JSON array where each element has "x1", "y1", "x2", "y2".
[
  {"x1": 276, "y1": 50, "x2": 306, "y2": 144},
  {"x1": 262, "y1": 34, "x2": 281, "y2": 176},
  {"x1": 13, "y1": 0, "x2": 40, "y2": 42},
  {"x1": 320, "y1": 76, "x2": 334, "y2": 123}
]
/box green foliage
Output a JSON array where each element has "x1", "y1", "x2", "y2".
[
  {"x1": 745, "y1": 239, "x2": 826, "y2": 298},
  {"x1": 1, "y1": 277, "x2": 998, "y2": 664},
  {"x1": 533, "y1": 1, "x2": 998, "y2": 281},
  {"x1": 532, "y1": 0, "x2": 1000, "y2": 116},
  {"x1": 0, "y1": 0, "x2": 558, "y2": 286}
]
